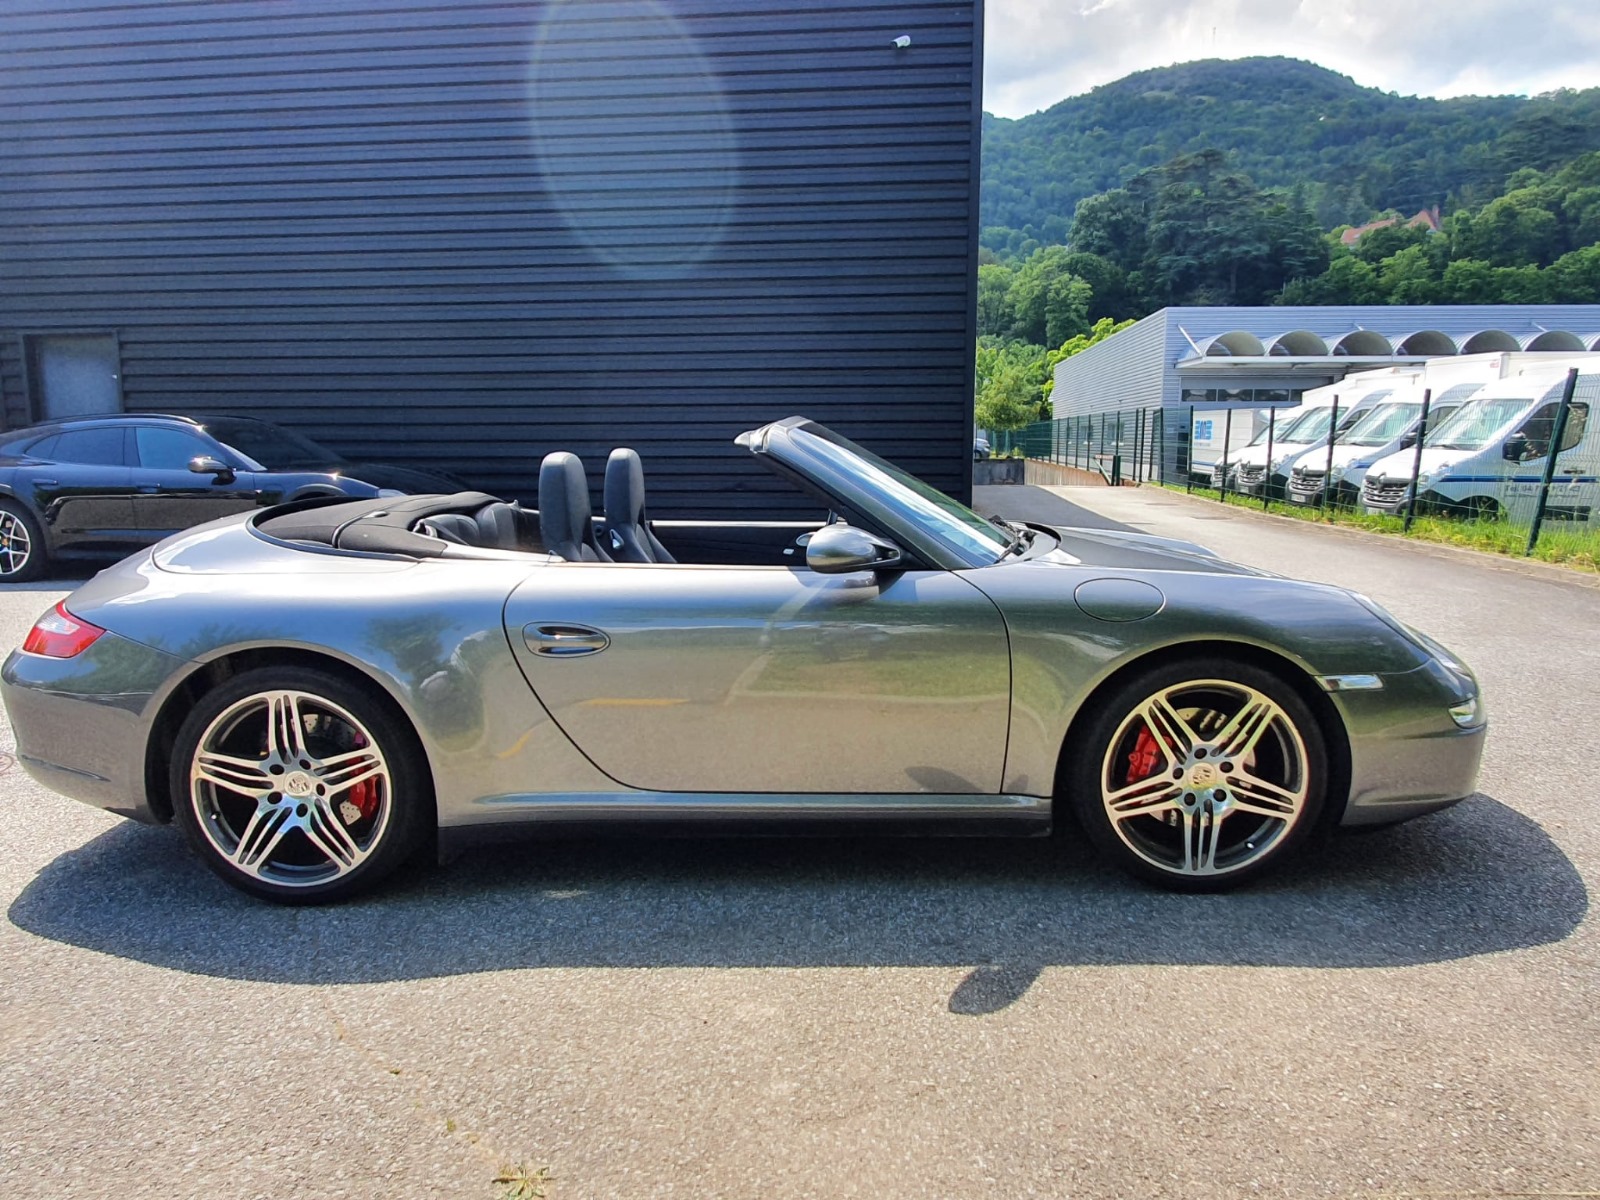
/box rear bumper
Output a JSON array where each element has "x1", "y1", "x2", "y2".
[{"x1": 1, "y1": 634, "x2": 189, "y2": 823}]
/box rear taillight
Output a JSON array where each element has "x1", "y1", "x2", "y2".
[{"x1": 22, "y1": 602, "x2": 106, "y2": 658}]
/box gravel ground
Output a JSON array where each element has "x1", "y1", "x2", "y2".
[{"x1": 1, "y1": 489, "x2": 1596, "y2": 1200}]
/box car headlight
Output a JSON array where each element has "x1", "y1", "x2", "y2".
[
  {"x1": 1414, "y1": 474, "x2": 1430, "y2": 488},
  {"x1": 1348, "y1": 459, "x2": 1372, "y2": 470},
  {"x1": 1449, "y1": 697, "x2": 1484, "y2": 728},
  {"x1": 1328, "y1": 466, "x2": 1346, "y2": 482},
  {"x1": 376, "y1": 488, "x2": 407, "y2": 498}
]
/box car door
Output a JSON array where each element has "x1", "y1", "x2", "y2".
[
  {"x1": 503, "y1": 561, "x2": 1011, "y2": 795},
  {"x1": 129, "y1": 426, "x2": 262, "y2": 536},
  {"x1": 23, "y1": 427, "x2": 137, "y2": 550}
]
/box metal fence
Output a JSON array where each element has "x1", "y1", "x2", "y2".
[
  {"x1": 1016, "y1": 368, "x2": 1600, "y2": 558},
  {"x1": 1014, "y1": 407, "x2": 1169, "y2": 485}
]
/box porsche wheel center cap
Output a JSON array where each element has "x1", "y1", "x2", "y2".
[
  {"x1": 1188, "y1": 762, "x2": 1219, "y2": 788},
  {"x1": 284, "y1": 772, "x2": 315, "y2": 798}
]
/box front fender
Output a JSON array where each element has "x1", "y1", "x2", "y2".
[{"x1": 966, "y1": 562, "x2": 1432, "y2": 797}]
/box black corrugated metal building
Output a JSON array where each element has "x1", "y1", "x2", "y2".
[{"x1": 0, "y1": 0, "x2": 982, "y2": 514}]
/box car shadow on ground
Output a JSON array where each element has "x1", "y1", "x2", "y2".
[{"x1": 8, "y1": 794, "x2": 1585, "y2": 1013}]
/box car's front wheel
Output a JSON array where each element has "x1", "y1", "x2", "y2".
[
  {"x1": 170, "y1": 666, "x2": 430, "y2": 904},
  {"x1": 0, "y1": 499, "x2": 47, "y2": 582},
  {"x1": 1068, "y1": 657, "x2": 1327, "y2": 890}
]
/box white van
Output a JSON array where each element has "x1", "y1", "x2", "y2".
[
  {"x1": 1285, "y1": 381, "x2": 1483, "y2": 507},
  {"x1": 1232, "y1": 388, "x2": 1392, "y2": 498},
  {"x1": 1207, "y1": 402, "x2": 1321, "y2": 490},
  {"x1": 1361, "y1": 369, "x2": 1599, "y2": 520}
]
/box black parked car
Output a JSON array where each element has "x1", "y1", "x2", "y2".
[{"x1": 0, "y1": 414, "x2": 464, "y2": 581}]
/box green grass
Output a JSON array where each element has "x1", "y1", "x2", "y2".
[{"x1": 1159, "y1": 483, "x2": 1600, "y2": 574}]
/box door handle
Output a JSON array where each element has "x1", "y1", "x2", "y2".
[
  {"x1": 34, "y1": 478, "x2": 58, "y2": 487},
  {"x1": 524, "y1": 623, "x2": 610, "y2": 656}
]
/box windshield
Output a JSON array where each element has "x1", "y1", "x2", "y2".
[
  {"x1": 789, "y1": 425, "x2": 1012, "y2": 560},
  {"x1": 1290, "y1": 402, "x2": 1370, "y2": 446},
  {"x1": 200, "y1": 417, "x2": 344, "y2": 469},
  {"x1": 1286, "y1": 407, "x2": 1337, "y2": 444},
  {"x1": 1341, "y1": 401, "x2": 1422, "y2": 447},
  {"x1": 1246, "y1": 408, "x2": 1313, "y2": 446},
  {"x1": 1424, "y1": 398, "x2": 1535, "y2": 451}
]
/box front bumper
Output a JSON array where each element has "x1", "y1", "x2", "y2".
[
  {"x1": 1, "y1": 633, "x2": 190, "y2": 823},
  {"x1": 1335, "y1": 657, "x2": 1486, "y2": 826}
]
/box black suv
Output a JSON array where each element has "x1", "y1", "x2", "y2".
[{"x1": 0, "y1": 413, "x2": 463, "y2": 581}]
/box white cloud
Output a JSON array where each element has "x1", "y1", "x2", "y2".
[{"x1": 983, "y1": 0, "x2": 1600, "y2": 117}]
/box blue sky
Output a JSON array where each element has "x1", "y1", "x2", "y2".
[{"x1": 983, "y1": 0, "x2": 1600, "y2": 118}]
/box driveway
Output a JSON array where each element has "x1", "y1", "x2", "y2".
[{"x1": 1, "y1": 489, "x2": 1595, "y2": 1199}]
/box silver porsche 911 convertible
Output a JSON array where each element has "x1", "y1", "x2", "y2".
[{"x1": 2, "y1": 417, "x2": 1486, "y2": 903}]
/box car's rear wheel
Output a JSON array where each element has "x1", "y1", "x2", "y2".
[
  {"x1": 0, "y1": 499, "x2": 46, "y2": 582},
  {"x1": 170, "y1": 666, "x2": 430, "y2": 904},
  {"x1": 1068, "y1": 657, "x2": 1327, "y2": 891}
]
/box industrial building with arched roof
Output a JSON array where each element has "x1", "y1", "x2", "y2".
[{"x1": 1042, "y1": 304, "x2": 1600, "y2": 484}]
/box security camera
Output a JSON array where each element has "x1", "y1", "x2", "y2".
[{"x1": 892, "y1": 35, "x2": 911, "y2": 48}]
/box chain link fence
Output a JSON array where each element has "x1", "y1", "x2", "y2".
[{"x1": 1017, "y1": 367, "x2": 1600, "y2": 560}]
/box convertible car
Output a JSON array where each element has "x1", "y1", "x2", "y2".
[{"x1": 1, "y1": 417, "x2": 1486, "y2": 903}]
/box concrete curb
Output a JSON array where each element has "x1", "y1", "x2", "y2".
[{"x1": 1078, "y1": 484, "x2": 1600, "y2": 592}]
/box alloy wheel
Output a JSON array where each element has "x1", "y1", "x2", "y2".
[
  {"x1": 189, "y1": 689, "x2": 393, "y2": 889},
  {"x1": 0, "y1": 510, "x2": 33, "y2": 578},
  {"x1": 1099, "y1": 678, "x2": 1311, "y2": 878}
]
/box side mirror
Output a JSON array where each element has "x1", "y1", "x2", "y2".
[
  {"x1": 1501, "y1": 436, "x2": 1528, "y2": 462},
  {"x1": 1398, "y1": 432, "x2": 1418, "y2": 450},
  {"x1": 805, "y1": 524, "x2": 904, "y2": 574},
  {"x1": 189, "y1": 455, "x2": 236, "y2": 482}
]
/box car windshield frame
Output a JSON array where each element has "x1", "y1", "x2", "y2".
[
  {"x1": 742, "y1": 417, "x2": 1016, "y2": 569},
  {"x1": 197, "y1": 417, "x2": 345, "y2": 470},
  {"x1": 1424, "y1": 397, "x2": 1537, "y2": 451}
]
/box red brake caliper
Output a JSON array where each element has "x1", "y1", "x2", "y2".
[
  {"x1": 1126, "y1": 725, "x2": 1161, "y2": 783},
  {"x1": 346, "y1": 732, "x2": 380, "y2": 820}
]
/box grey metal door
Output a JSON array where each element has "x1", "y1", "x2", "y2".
[
  {"x1": 30, "y1": 334, "x2": 121, "y2": 419},
  {"x1": 504, "y1": 564, "x2": 1011, "y2": 794}
]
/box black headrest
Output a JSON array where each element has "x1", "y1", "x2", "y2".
[
  {"x1": 539, "y1": 452, "x2": 604, "y2": 562},
  {"x1": 605, "y1": 448, "x2": 647, "y2": 526},
  {"x1": 602, "y1": 447, "x2": 675, "y2": 564}
]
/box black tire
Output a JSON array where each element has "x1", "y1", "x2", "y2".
[
  {"x1": 169, "y1": 665, "x2": 431, "y2": 904},
  {"x1": 1065, "y1": 656, "x2": 1328, "y2": 892},
  {"x1": 0, "y1": 498, "x2": 48, "y2": 583}
]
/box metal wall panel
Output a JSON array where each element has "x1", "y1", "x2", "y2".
[{"x1": 0, "y1": 0, "x2": 982, "y2": 514}]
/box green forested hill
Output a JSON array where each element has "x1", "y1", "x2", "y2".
[{"x1": 982, "y1": 57, "x2": 1600, "y2": 239}]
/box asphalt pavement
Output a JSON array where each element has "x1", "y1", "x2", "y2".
[{"x1": 1, "y1": 487, "x2": 1596, "y2": 1199}]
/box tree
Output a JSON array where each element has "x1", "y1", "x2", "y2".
[
  {"x1": 1068, "y1": 188, "x2": 1148, "y2": 268},
  {"x1": 1548, "y1": 244, "x2": 1600, "y2": 302},
  {"x1": 975, "y1": 358, "x2": 1041, "y2": 434},
  {"x1": 1059, "y1": 251, "x2": 1142, "y2": 320},
  {"x1": 1376, "y1": 244, "x2": 1441, "y2": 303},
  {"x1": 1450, "y1": 189, "x2": 1562, "y2": 267},
  {"x1": 1349, "y1": 220, "x2": 1430, "y2": 265},
  {"x1": 976, "y1": 263, "x2": 1016, "y2": 339},
  {"x1": 1004, "y1": 246, "x2": 1092, "y2": 345}
]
